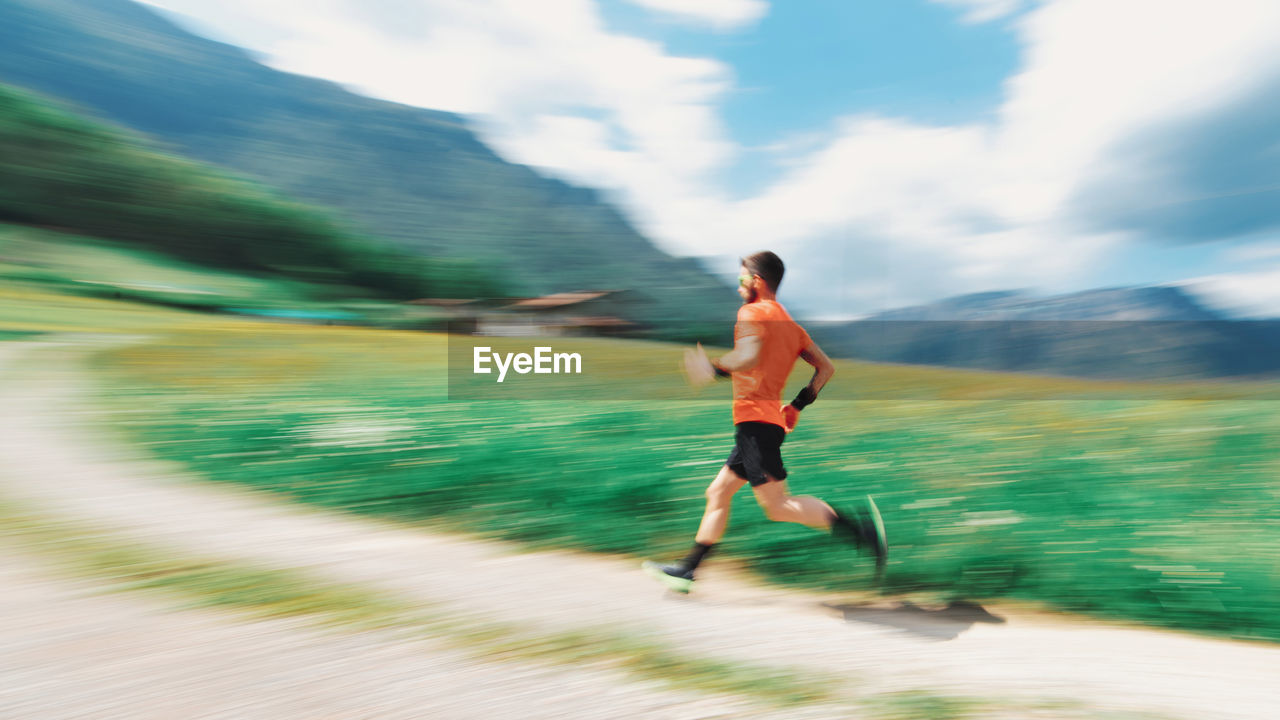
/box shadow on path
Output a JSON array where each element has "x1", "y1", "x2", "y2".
[{"x1": 824, "y1": 600, "x2": 1006, "y2": 641}]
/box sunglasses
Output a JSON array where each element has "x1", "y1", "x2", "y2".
[{"x1": 738, "y1": 274, "x2": 757, "y2": 288}]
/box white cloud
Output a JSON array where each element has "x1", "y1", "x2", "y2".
[
  {"x1": 1223, "y1": 241, "x2": 1280, "y2": 264},
  {"x1": 1177, "y1": 267, "x2": 1280, "y2": 318},
  {"x1": 931, "y1": 0, "x2": 1026, "y2": 24},
  {"x1": 623, "y1": 0, "x2": 768, "y2": 30},
  {"x1": 997, "y1": 0, "x2": 1280, "y2": 213}
]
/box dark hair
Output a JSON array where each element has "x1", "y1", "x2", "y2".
[{"x1": 742, "y1": 251, "x2": 784, "y2": 293}]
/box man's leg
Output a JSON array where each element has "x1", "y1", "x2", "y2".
[
  {"x1": 750, "y1": 478, "x2": 837, "y2": 529},
  {"x1": 695, "y1": 464, "x2": 748, "y2": 544},
  {"x1": 753, "y1": 478, "x2": 888, "y2": 572},
  {"x1": 642, "y1": 465, "x2": 746, "y2": 592}
]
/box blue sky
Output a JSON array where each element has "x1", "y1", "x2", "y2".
[
  {"x1": 608, "y1": 1, "x2": 1020, "y2": 135},
  {"x1": 600, "y1": 0, "x2": 1023, "y2": 199},
  {"x1": 138, "y1": 0, "x2": 1280, "y2": 318}
]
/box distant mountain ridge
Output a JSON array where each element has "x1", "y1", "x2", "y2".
[
  {"x1": 0, "y1": 0, "x2": 737, "y2": 338},
  {"x1": 811, "y1": 286, "x2": 1280, "y2": 380},
  {"x1": 869, "y1": 286, "x2": 1225, "y2": 321}
]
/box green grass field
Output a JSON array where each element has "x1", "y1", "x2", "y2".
[
  {"x1": 58, "y1": 312, "x2": 1279, "y2": 643},
  {"x1": 0, "y1": 224, "x2": 312, "y2": 309},
  {"x1": 0, "y1": 224, "x2": 451, "y2": 329}
]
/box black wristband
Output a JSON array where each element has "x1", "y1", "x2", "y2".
[
  {"x1": 790, "y1": 385, "x2": 817, "y2": 410},
  {"x1": 713, "y1": 363, "x2": 731, "y2": 379}
]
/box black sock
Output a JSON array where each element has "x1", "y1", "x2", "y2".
[
  {"x1": 679, "y1": 542, "x2": 714, "y2": 572},
  {"x1": 831, "y1": 511, "x2": 863, "y2": 546}
]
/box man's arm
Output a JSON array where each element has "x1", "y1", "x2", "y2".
[
  {"x1": 712, "y1": 334, "x2": 761, "y2": 374},
  {"x1": 791, "y1": 340, "x2": 834, "y2": 409},
  {"x1": 682, "y1": 334, "x2": 761, "y2": 387}
]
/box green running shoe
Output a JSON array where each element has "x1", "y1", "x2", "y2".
[
  {"x1": 642, "y1": 560, "x2": 694, "y2": 593},
  {"x1": 864, "y1": 494, "x2": 888, "y2": 578}
]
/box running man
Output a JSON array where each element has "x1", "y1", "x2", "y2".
[{"x1": 643, "y1": 251, "x2": 886, "y2": 593}]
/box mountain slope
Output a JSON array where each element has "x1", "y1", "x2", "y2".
[
  {"x1": 869, "y1": 287, "x2": 1224, "y2": 321},
  {"x1": 811, "y1": 287, "x2": 1280, "y2": 379},
  {"x1": 0, "y1": 81, "x2": 508, "y2": 300},
  {"x1": 0, "y1": 0, "x2": 737, "y2": 336}
]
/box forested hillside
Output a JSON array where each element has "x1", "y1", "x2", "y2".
[{"x1": 0, "y1": 83, "x2": 498, "y2": 299}]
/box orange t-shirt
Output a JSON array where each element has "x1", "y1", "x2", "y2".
[{"x1": 731, "y1": 299, "x2": 812, "y2": 427}]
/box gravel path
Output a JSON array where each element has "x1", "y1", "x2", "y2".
[
  {"x1": 0, "y1": 551, "x2": 805, "y2": 720},
  {"x1": 3, "y1": 339, "x2": 1279, "y2": 719}
]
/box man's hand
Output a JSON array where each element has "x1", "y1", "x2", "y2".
[
  {"x1": 781, "y1": 402, "x2": 800, "y2": 433},
  {"x1": 683, "y1": 342, "x2": 717, "y2": 387}
]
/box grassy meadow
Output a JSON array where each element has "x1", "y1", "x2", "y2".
[
  {"x1": 37, "y1": 306, "x2": 1274, "y2": 643},
  {"x1": 0, "y1": 224, "x2": 459, "y2": 332}
]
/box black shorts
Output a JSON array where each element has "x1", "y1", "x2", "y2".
[{"x1": 726, "y1": 421, "x2": 787, "y2": 487}]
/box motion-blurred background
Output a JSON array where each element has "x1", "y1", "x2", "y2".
[{"x1": 2, "y1": 0, "x2": 1280, "y2": 717}]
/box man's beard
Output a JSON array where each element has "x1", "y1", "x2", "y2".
[{"x1": 742, "y1": 287, "x2": 758, "y2": 304}]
